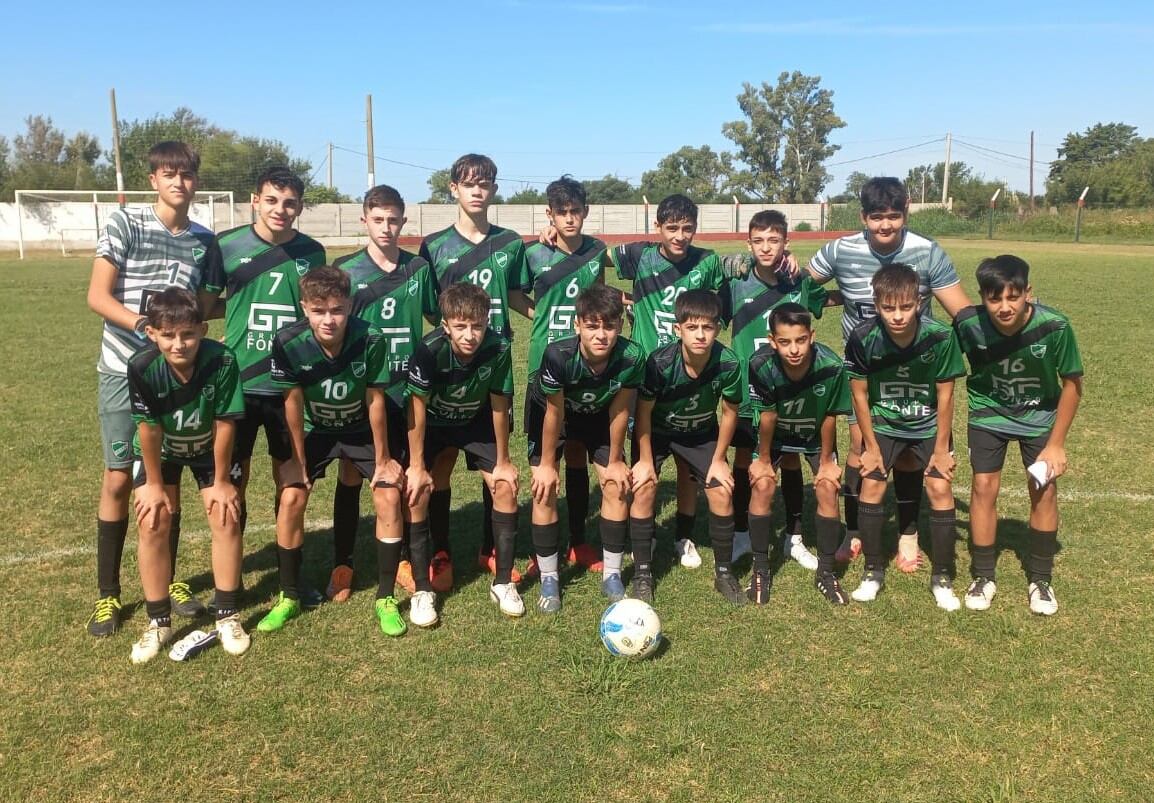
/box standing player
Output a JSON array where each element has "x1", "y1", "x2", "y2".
[
  {"x1": 85, "y1": 141, "x2": 215, "y2": 636},
  {"x1": 953, "y1": 255, "x2": 1083, "y2": 615},
  {"x1": 808, "y1": 177, "x2": 970, "y2": 570}
]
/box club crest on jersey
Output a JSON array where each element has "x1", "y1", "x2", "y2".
[
  {"x1": 295, "y1": 258, "x2": 311, "y2": 276},
  {"x1": 786, "y1": 292, "x2": 801, "y2": 303},
  {"x1": 112, "y1": 441, "x2": 130, "y2": 460},
  {"x1": 688, "y1": 269, "x2": 703, "y2": 289},
  {"x1": 920, "y1": 351, "x2": 935, "y2": 363},
  {"x1": 494, "y1": 252, "x2": 509, "y2": 270},
  {"x1": 586, "y1": 259, "x2": 599, "y2": 276},
  {"x1": 609, "y1": 380, "x2": 622, "y2": 393},
  {"x1": 814, "y1": 384, "x2": 827, "y2": 396},
  {"x1": 1031, "y1": 344, "x2": 1047, "y2": 358},
  {"x1": 711, "y1": 379, "x2": 721, "y2": 391},
  {"x1": 408, "y1": 278, "x2": 419, "y2": 296},
  {"x1": 478, "y1": 365, "x2": 493, "y2": 380},
  {"x1": 352, "y1": 362, "x2": 366, "y2": 378},
  {"x1": 193, "y1": 247, "x2": 206, "y2": 262},
  {"x1": 203, "y1": 385, "x2": 215, "y2": 400}
]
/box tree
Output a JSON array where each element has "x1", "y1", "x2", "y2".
[
  {"x1": 640, "y1": 145, "x2": 734, "y2": 203},
  {"x1": 585, "y1": 174, "x2": 638, "y2": 204},
  {"x1": 3, "y1": 115, "x2": 106, "y2": 198},
  {"x1": 426, "y1": 168, "x2": 451, "y2": 203},
  {"x1": 303, "y1": 185, "x2": 355, "y2": 204},
  {"x1": 506, "y1": 185, "x2": 547, "y2": 204},
  {"x1": 1046, "y1": 122, "x2": 1152, "y2": 205},
  {"x1": 723, "y1": 71, "x2": 846, "y2": 202},
  {"x1": 830, "y1": 170, "x2": 871, "y2": 202},
  {"x1": 0, "y1": 136, "x2": 9, "y2": 197}
]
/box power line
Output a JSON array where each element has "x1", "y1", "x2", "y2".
[{"x1": 826, "y1": 137, "x2": 946, "y2": 167}]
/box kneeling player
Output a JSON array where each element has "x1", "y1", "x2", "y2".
[
  {"x1": 631, "y1": 290, "x2": 744, "y2": 604},
  {"x1": 528, "y1": 284, "x2": 644, "y2": 610},
  {"x1": 260, "y1": 267, "x2": 405, "y2": 635},
  {"x1": 747, "y1": 304, "x2": 850, "y2": 604},
  {"x1": 127, "y1": 288, "x2": 248, "y2": 663}
]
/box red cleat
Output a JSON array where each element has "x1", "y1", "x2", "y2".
[
  {"x1": 835, "y1": 533, "x2": 861, "y2": 565},
  {"x1": 477, "y1": 550, "x2": 522, "y2": 583},
  {"x1": 567, "y1": 543, "x2": 604, "y2": 571},
  {"x1": 430, "y1": 550, "x2": 454, "y2": 593}
]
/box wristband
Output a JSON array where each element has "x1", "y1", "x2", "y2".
[{"x1": 133, "y1": 316, "x2": 148, "y2": 339}]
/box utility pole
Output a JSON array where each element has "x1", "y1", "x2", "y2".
[
  {"x1": 366, "y1": 94, "x2": 375, "y2": 189},
  {"x1": 109, "y1": 88, "x2": 125, "y2": 208},
  {"x1": 1029, "y1": 130, "x2": 1036, "y2": 212},
  {"x1": 327, "y1": 142, "x2": 334, "y2": 189},
  {"x1": 941, "y1": 132, "x2": 952, "y2": 206}
]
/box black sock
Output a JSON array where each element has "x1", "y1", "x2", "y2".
[
  {"x1": 675, "y1": 512, "x2": 695, "y2": 543},
  {"x1": 929, "y1": 508, "x2": 958, "y2": 578},
  {"x1": 481, "y1": 483, "x2": 496, "y2": 555},
  {"x1": 145, "y1": 598, "x2": 172, "y2": 625},
  {"x1": 168, "y1": 510, "x2": 182, "y2": 580},
  {"x1": 565, "y1": 466, "x2": 590, "y2": 545},
  {"x1": 843, "y1": 465, "x2": 861, "y2": 532},
  {"x1": 749, "y1": 513, "x2": 773, "y2": 572},
  {"x1": 214, "y1": 588, "x2": 239, "y2": 619},
  {"x1": 710, "y1": 513, "x2": 735, "y2": 573},
  {"x1": 492, "y1": 509, "x2": 518, "y2": 584},
  {"x1": 429, "y1": 489, "x2": 451, "y2": 555},
  {"x1": 410, "y1": 520, "x2": 433, "y2": 592},
  {"x1": 816, "y1": 515, "x2": 842, "y2": 574},
  {"x1": 400, "y1": 520, "x2": 411, "y2": 562},
  {"x1": 601, "y1": 518, "x2": 628, "y2": 556},
  {"x1": 332, "y1": 480, "x2": 362, "y2": 568},
  {"x1": 96, "y1": 517, "x2": 129, "y2": 598},
  {"x1": 629, "y1": 516, "x2": 655, "y2": 572},
  {"x1": 1027, "y1": 529, "x2": 1058, "y2": 584},
  {"x1": 781, "y1": 467, "x2": 804, "y2": 535},
  {"x1": 532, "y1": 521, "x2": 561, "y2": 562},
  {"x1": 277, "y1": 546, "x2": 303, "y2": 600},
  {"x1": 894, "y1": 469, "x2": 923, "y2": 536},
  {"x1": 858, "y1": 501, "x2": 886, "y2": 573},
  {"x1": 732, "y1": 467, "x2": 751, "y2": 532},
  {"x1": 376, "y1": 539, "x2": 402, "y2": 598},
  {"x1": 970, "y1": 542, "x2": 997, "y2": 580}
]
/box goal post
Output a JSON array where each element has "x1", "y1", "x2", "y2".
[{"x1": 14, "y1": 190, "x2": 235, "y2": 259}]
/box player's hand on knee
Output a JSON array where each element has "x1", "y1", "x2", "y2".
[
  {"x1": 372, "y1": 459, "x2": 403, "y2": 489},
  {"x1": 630, "y1": 460, "x2": 656, "y2": 493},
  {"x1": 706, "y1": 460, "x2": 734, "y2": 492},
  {"x1": 815, "y1": 460, "x2": 842, "y2": 492},
  {"x1": 926, "y1": 449, "x2": 956, "y2": 482},
  {"x1": 405, "y1": 466, "x2": 433, "y2": 508},
  {"x1": 491, "y1": 461, "x2": 519, "y2": 496},
  {"x1": 749, "y1": 459, "x2": 776, "y2": 490},
  {"x1": 134, "y1": 483, "x2": 172, "y2": 530},
  {"x1": 530, "y1": 464, "x2": 559, "y2": 505},
  {"x1": 600, "y1": 460, "x2": 631, "y2": 501},
  {"x1": 206, "y1": 481, "x2": 241, "y2": 527}
]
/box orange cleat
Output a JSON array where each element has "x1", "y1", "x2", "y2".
[
  {"x1": 568, "y1": 543, "x2": 604, "y2": 571},
  {"x1": 835, "y1": 533, "x2": 861, "y2": 564},
  {"x1": 477, "y1": 550, "x2": 522, "y2": 583},
  {"x1": 395, "y1": 560, "x2": 416, "y2": 595},
  {"x1": 326, "y1": 565, "x2": 354, "y2": 603},
  {"x1": 430, "y1": 550, "x2": 454, "y2": 593}
]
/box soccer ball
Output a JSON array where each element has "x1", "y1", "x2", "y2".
[{"x1": 599, "y1": 598, "x2": 662, "y2": 659}]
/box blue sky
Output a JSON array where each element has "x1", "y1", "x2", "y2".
[{"x1": 4, "y1": 0, "x2": 1152, "y2": 204}]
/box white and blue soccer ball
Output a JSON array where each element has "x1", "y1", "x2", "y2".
[{"x1": 599, "y1": 598, "x2": 662, "y2": 659}]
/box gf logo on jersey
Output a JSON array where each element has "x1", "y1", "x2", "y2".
[
  {"x1": 408, "y1": 278, "x2": 419, "y2": 297},
  {"x1": 352, "y1": 362, "x2": 366, "y2": 378},
  {"x1": 494, "y1": 252, "x2": 509, "y2": 270},
  {"x1": 1031, "y1": 344, "x2": 1047, "y2": 358},
  {"x1": 294, "y1": 258, "x2": 311, "y2": 276}
]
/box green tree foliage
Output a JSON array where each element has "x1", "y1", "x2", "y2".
[
  {"x1": 1, "y1": 116, "x2": 106, "y2": 199},
  {"x1": 640, "y1": 145, "x2": 734, "y2": 203},
  {"x1": 425, "y1": 168, "x2": 451, "y2": 203},
  {"x1": 585, "y1": 174, "x2": 638, "y2": 204},
  {"x1": 506, "y1": 186, "x2": 547, "y2": 204},
  {"x1": 303, "y1": 185, "x2": 355, "y2": 204},
  {"x1": 830, "y1": 170, "x2": 871, "y2": 202},
  {"x1": 1046, "y1": 123, "x2": 1153, "y2": 206}
]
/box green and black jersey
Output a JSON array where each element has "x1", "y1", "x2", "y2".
[
  {"x1": 419, "y1": 224, "x2": 524, "y2": 339},
  {"x1": 406, "y1": 328, "x2": 513, "y2": 427},
  {"x1": 609, "y1": 242, "x2": 726, "y2": 353},
  {"x1": 128, "y1": 339, "x2": 244, "y2": 461},
  {"x1": 535, "y1": 335, "x2": 645, "y2": 416},
  {"x1": 748, "y1": 342, "x2": 850, "y2": 454},
  {"x1": 844, "y1": 317, "x2": 965, "y2": 440},
  {"x1": 953, "y1": 303, "x2": 1083, "y2": 438},
  {"x1": 269, "y1": 317, "x2": 389, "y2": 435},
  {"x1": 334, "y1": 248, "x2": 437, "y2": 407},
  {"x1": 640, "y1": 341, "x2": 743, "y2": 436},
  {"x1": 203, "y1": 225, "x2": 326, "y2": 396},
  {"x1": 520, "y1": 237, "x2": 607, "y2": 374}
]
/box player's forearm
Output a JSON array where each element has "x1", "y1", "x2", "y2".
[
  {"x1": 714, "y1": 403, "x2": 739, "y2": 462},
  {"x1": 212, "y1": 420, "x2": 237, "y2": 485},
  {"x1": 934, "y1": 381, "x2": 955, "y2": 453},
  {"x1": 850, "y1": 381, "x2": 878, "y2": 448},
  {"x1": 491, "y1": 396, "x2": 512, "y2": 465},
  {"x1": 1047, "y1": 377, "x2": 1083, "y2": 449},
  {"x1": 284, "y1": 389, "x2": 308, "y2": 466},
  {"x1": 367, "y1": 389, "x2": 391, "y2": 464},
  {"x1": 825, "y1": 289, "x2": 844, "y2": 308},
  {"x1": 756, "y1": 411, "x2": 777, "y2": 464},
  {"x1": 607, "y1": 391, "x2": 632, "y2": 462},
  {"x1": 407, "y1": 396, "x2": 427, "y2": 468},
  {"x1": 635, "y1": 402, "x2": 655, "y2": 464},
  {"x1": 819, "y1": 415, "x2": 838, "y2": 465},
  {"x1": 138, "y1": 423, "x2": 165, "y2": 486},
  {"x1": 933, "y1": 284, "x2": 972, "y2": 319},
  {"x1": 539, "y1": 397, "x2": 563, "y2": 470}
]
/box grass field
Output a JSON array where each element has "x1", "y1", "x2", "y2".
[{"x1": 2, "y1": 239, "x2": 1152, "y2": 802}]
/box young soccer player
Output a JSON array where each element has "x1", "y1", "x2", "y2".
[
  {"x1": 126, "y1": 288, "x2": 249, "y2": 662},
  {"x1": 201, "y1": 167, "x2": 326, "y2": 547},
  {"x1": 418, "y1": 154, "x2": 527, "y2": 588},
  {"x1": 329, "y1": 185, "x2": 437, "y2": 602},
  {"x1": 808, "y1": 177, "x2": 970, "y2": 571},
  {"x1": 722, "y1": 210, "x2": 829, "y2": 571},
  {"x1": 517, "y1": 175, "x2": 609, "y2": 570},
  {"x1": 86, "y1": 140, "x2": 216, "y2": 636},
  {"x1": 746, "y1": 304, "x2": 851, "y2": 604},
  {"x1": 404, "y1": 283, "x2": 520, "y2": 623},
  {"x1": 259, "y1": 267, "x2": 405, "y2": 635},
  {"x1": 843, "y1": 264, "x2": 967, "y2": 609},
  {"x1": 631, "y1": 290, "x2": 744, "y2": 604},
  {"x1": 527, "y1": 284, "x2": 645, "y2": 610},
  {"x1": 953, "y1": 255, "x2": 1083, "y2": 615}
]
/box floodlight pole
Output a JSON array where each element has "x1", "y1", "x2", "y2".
[
  {"x1": 642, "y1": 195, "x2": 649, "y2": 235},
  {"x1": 733, "y1": 195, "x2": 740, "y2": 232},
  {"x1": 987, "y1": 187, "x2": 1001, "y2": 239},
  {"x1": 1074, "y1": 186, "x2": 1089, "y2": 242},
  {"x1": 109, "y1": 89, "x2": 125, "y2": 208},
  {"x1": 366, "y1": 95, "x2": 375, "y2": 189},
  {"x1": 941, "y1": 132, "x2": 952, "y2": 205}
]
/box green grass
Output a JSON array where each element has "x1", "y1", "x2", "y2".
[{"x1": 2, "y1": 239, "x2": 1153, "y2": 802}]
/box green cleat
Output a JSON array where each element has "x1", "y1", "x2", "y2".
[
  {"x1": 374, "y1": 596, "x2": 407, "y2": 637},
  {"x1": 256, "y1": 593, "x2": 301, "y2": 633}
]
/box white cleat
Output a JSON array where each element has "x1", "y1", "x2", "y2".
[
  {"x1": 675, "y1": 539, "x2": 702, "y2": 569},
  {"x1": 965, "y1": 577, "x2": 997, "y2": 611},
  {"x1": 130, "y1": 619, "x2": 173, "y2": 665},
  {"x1": 489, "y1": 582, "x2": 526, "y2": 618},
  {"x1": 409, "y1": 590, "x2": 439, "y2": 627}
]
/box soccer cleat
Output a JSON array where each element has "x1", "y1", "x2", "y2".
[
  {"x1": 326, "y1": 565, "x2": 354, "y2": 603},
  {"x1": 375, "y1": 596, "x2": 408, "y2": 636},
  {"x1": 747, "y1": 569, "x2": 772, "y2": 604},
  {"x1": 675, "y1": 538, "x2": 702, "y2": 569},
  {"x1": 256, "y1": 593, "x2": 302, "y2": 633},
  {"x1": 87, "y1": 595, "x2": 122, "y2": 637},
  {"x1": 490, "y1": 582, "x2": 526, "y2": 618},
  {"x1": 930, "y1": 574, "x2": 961, "y2": 612},
  {"x1": 168, "y1": 582, "x2": 207, "y2": 618},
  {"x1": 732, "y1": 530, "x2": 752, "y2": 561},
  {"x1": 835, "y1": 531, "x2": 861, "y2": 564},
  {"x1": 130, "y1": 619, "x2": 173, "y2": 665},
  {"x1": 524, "y1": 556, "x2": 539, "y2": 580},
  {"x1": 965, "y1": 577, "x2": 997, "y2": 611},
  {"x1": 537, "y1": 576, "x2": 562, "y2": 614},
  {"x1": 568, "y1": 543, "x2": 604, "y2": 571},
  {"x1": 714, "y1": 571, "x2": 749, "y2": 606},
  {"x1": 476, "y1": 550, "x2": 522, "y2": 584},
  {"x1": 787, "y1": 533, "x2": 819, "y2": 571},
  {"x1": 631, "y1": 570, "x2": 655, "y2": 604},
  {"x1": 216, "y1": 614, "x2": 251, "y2": 655},
  {"x1": 895, "y1": 533, "x2": 922, "y2": 573},
  {"x1": 1028, "y1": 581, "x2": 1058, "y2": 616},
  {"x1": 298, "y1": 586, "x2": 326, "y2": 609},
  {"x1": 851, "y1": 570, "x2": 885, "y2": 602},
  {"x1": 430, "y1": 550, "x2": 455, "y2": 593},
  {"x1": 395, "y1": 560, "x2": 416, "y2": 595},
  {"x1": 815, "y1": 571, "x2": 850, "y2": 605},
  {"x1": 168, "y1": 629, "x2": 218, "y2": 662},
  {"x1": 601, "y1": 573, "x2": 626, "y2": 602},
  {"x1": 409, "y1": 590, "x2": 439, "y2": 628}
]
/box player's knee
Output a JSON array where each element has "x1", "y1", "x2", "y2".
[
  {"x1": 372, "y1": 486, "x2": 402, "y2": 516},
  {"x1": 971, "y1": 473, "x2": 1000, "y2": 501},
  {"x1": 815, "y1": 482, "x2": 838, "y2": 509},
  {"x1": 279, "y1": 487, "x2": 309, "y2": 517},
  {"x1": 924, "y1": 477, "x2": 953, "y2": 507},
  {"x1": 103, "y1": 469, "x2": 133, "y2": 501},
  {"x1": 859, "y1": 477, "x2": 887, "y2": 504}
]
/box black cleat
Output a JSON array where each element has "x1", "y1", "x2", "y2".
[
  {"x1": 168, "y1": 582, "x2": 207, "y2": 618},
  {"x1": 714, "y1": 571, "x2": 749, "y2": 605},
  {"x1": 631, "y1": 570, "x2": 655, "y2": 604},
  {"x1": 87, "y1": 595, "x2": 122, "y2": 637},
  {"x1": 814, "y1": 571, "x2": 850, "y2": 605},
  {"x1": 746, "y1": 569, "x2": 772, "y2": 605}
]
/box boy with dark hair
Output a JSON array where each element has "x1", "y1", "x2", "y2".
[
  {"x1": 527, "y1": 284, "x2": 645, "y2": 610},
  {"x1": 517, "y1": 175, "x2": 609, "y2": 570},
  {"x1": 808, "y1": 176, "x2": 970, "y2": 572},
  {"x1": 746, "y1": 303, "x2": 851, "y2": 604},
  {"x1": 631, "y1": 289, "x2": 745, "y2": 604},
  {"x1": 405, "y1": 283, "x2": 521, "y2": 623},
  {"x1": 953, "y1": 255, "x2": 1083, "y2": 615},
  {"x1": 86, "y1": 140, "x2": 215, "y2": 636},
  {"x1": 843, "y1": 263, "x2": 967, "y2": 609},
  {"x1": 127, "y1": 288, "x2": 249, "y2": 661},
  {"x1": 259, "y1": 266, "x2": 405, "y2": 635},
  {"x1": 328, "y1": 185, "x2": 437, "y2": 601}
]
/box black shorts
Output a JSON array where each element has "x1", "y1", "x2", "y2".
[
  {"x1": 967, "y1": 425, "x2": 1049, "y2": 474},
  {"x1": 526, "y1": 401, "x2": 613, "y2": 468},
  {"x1": 766, "y1": 449, "x2": 828, "y2": 475},
  {"x1": 133, "y1": 454, "x2": 218, "y2": 491},
  {"x1": 383, "y1": 396, "x2": 408, "y2": 465},
  {"x1": 635, "y1": 429, "x2": 722, "y2": 485},
  {"x1": 732, "y1": 416, "x2": 757, "y2": 451},
  {"x1": 303, "y1": 429, "x2": 390, "y2": 484},
  {"x1": 862, "y1": 432, "x2": 952, "y2": 481},
  {"x1": 234, "y1": 394, "x2": 292, "y2": 463},
  {"x1": 424, "y1": 413, "x2": 499, "y2": 473}
]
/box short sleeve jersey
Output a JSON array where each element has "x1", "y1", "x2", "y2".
[
  {"x1": 808, "y1": 230, "x2": 960, "y2": 342},
  {"x1": 953, "y1": 303, "x2": 1084, "y2": 439},
  {"x1": 640, "y1": 341, "x2": 743, "y2": 436},
  {"x1": 419, "y1": 225, "x2": 524, "y2": 340},
  {"x1": 520, "y1": 237, "x2": 607, "y2": 374},
  {"x1": 269, "y1": 317, "x2": 389, "y2": 435},
  {"x1": 536, "y1": 335, "x2": 646, "y2": 416},
  {"x1": 95, "y1": 206, "x2": 214, "y2": 375},
  {"x1": 334, "y1": 248, "x2": 437, "y2": 407},
  {"x1": 128, "y1": 338, "x2": 244, "y2": 461},
  {"x1": 202, "y1": 225, "x2": 326, "y2": 397},
  {"x1": 610, "y1": 243, "x2": 726, "y2": 353},
  {"x1": 844, "y1": 317, "x2": 966, "y2": 440},
  {"x1": 406, "y1": 328, "x2": 513, "y2": 427},
  {"x1": 748, "y1": 341, "x2": 851, "y2": 454}
]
